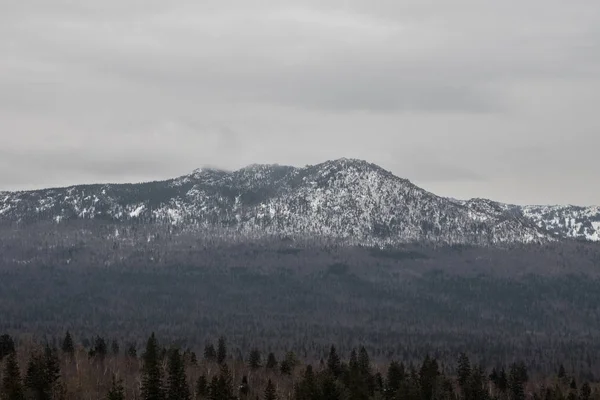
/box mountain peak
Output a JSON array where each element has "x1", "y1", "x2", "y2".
[{"x1": 0, "y1": 158, "x2": 598, "y2": 244}]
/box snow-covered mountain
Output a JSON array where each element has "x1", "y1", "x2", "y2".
[{"x1": 0, "y1": 158, "x2": 597, "y2": 245}]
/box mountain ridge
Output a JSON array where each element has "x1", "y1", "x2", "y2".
[{"x1": 1, "y1": 158, "x2": 598, "y2": 244}]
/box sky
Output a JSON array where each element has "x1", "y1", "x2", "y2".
[{"x1": 1, "y1": 0, "x2": 599, "y2": 205}]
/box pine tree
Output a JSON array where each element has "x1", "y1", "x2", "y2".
[
  {"x1": 264, "y1": 379, "x2": 277, "y2": 400},
  {"x1": 2, "y1": 350, "x2": 25, "y2": 400},
  {"x1": 61, "y1": 331, "x2": 75, "y2": 356},
  {"x1": 111, "y1": 340, "x2": 120, "y2": 356},
  {"x1": 248, "y1": 349, "x2": 262, "y2": 370},
  {"x1": 166, "y1": 348, "x2": 191, "y2": 400},
  {"x1": 217, "y1": 337, "x2": 227, "y2": 364},
  {"x1": 327, "y1": 345, "x2": 342, "y2": 378},
  {"x1": 106, "y1": 374, "x2": 125, "y2": 400},
  {"x1": 141, "y1": 333, "x2": 165, "y2": 400}
]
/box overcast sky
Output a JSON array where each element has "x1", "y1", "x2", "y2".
[{"x1": 1, "y1": 1, "x2": 599, "y2": 205}]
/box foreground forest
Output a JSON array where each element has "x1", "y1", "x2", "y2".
[
  {"x1": 2, "y1": 223, "x2": 600, "y2": 376},
  {"x1": 0, "y1": 332, "x2": 597, "y2": 400}
]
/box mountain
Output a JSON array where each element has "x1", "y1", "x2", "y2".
[{"x1": 0, "y1": 158, "x2": 598, "y2": 245}]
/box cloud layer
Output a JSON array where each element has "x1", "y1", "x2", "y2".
[{"x1": 1, "y1": 0, "x2": 599, "y2": 205}]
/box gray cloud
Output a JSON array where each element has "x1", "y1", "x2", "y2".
[{"x1": 0, "y1": 0, "x2": 599, "y2": 205}]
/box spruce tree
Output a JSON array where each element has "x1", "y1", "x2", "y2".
[
  {"x1": 196, "y1": 375, "x2": 208, "y2": 399},
  {"x1": 166, "y1": 348, "x2": 191, "y2": 400},
  {"x1": 581, "y1": 382, "x2": 592, "y2": 400},
  {"x1": 61, "y1": 331, "x2": 75, "y2": 356},
  {"x1": 2, "y1": 350, "x2": 25, "y2": 400},
  {"x1": 248, "y1": 349, "x2": 262, "y2": 370},
  {"x1": 327, "y1": 345, "x2": 342, "y2": 378},
  {"x1": 358, "y1": 346, "x2": 371, "y2": 377},
  {"x1": 127, "y1": 343, "x2": 137, "y2": 359},
  {"x1": 217, "y1": 337, "x2": 227, "y2": 365},
  {"x1": 457, "y1": 353, "x2": 471, "y2": 396},
  {"x1": 141, "y1": 333, "x2": 165, "y2": 400},
  {"x1": 467, "y1": 366, "x2": 489, "y2": 400},
  {"x1": 24, "y1": 345, "x2": 60, "y2": 400},
  {"x1": 264, "y1": 379, "x2": 277, "y2": 400},
  {"x1": 106, "y1": 374, "x2": 125, "y2": 400},
  {"x1": 386, "y1": 361, "x2": 405, "y2": 399},
  {"x1": 239, "y1": 376, "x2": 249, "y2": 398},
  {"x1": 0, "y1": 334, "x2": 15, "y2": 361},
  {"x1": 204, "y1": 343, "x2": 217, "y2": 362},
  {"x1": 508, "y1": 362, "x2": 528, "y2": 400},
  {"x1": 266, "y1": 353, "x2": 278, "y2": 370}
]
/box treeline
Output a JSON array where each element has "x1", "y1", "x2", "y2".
[{"x1": 0, "y1": 332, "x2": 598, "y2": 400}]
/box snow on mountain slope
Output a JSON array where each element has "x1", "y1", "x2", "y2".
[
  {"x1": 0, "y1": 159, "x2": 595, "y2": 245},
  {"x1": 457, "y1": 198, "x2": 600, "y2": 242},
  {"x1": 521, "y1": 205, "x2": 600, "y2": 241}
]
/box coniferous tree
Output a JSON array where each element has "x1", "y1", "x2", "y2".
[
  {"x1": 217, "y1": 337, "x2": 227, "y2": 365},
  {"x1": 106, "y1": 374, "x2": 125, "y2": 400},
  {"x1": 24, "y1": 345, "x2": 60, "y2": 400},
  {"x1": 2, "y1": 350, "x2": 25, "y2": 400},
  {"x1": 386, "y1": 361, "x2": 405, "y2": 399},
  {"x1": 358, "y1": 346, "x2": 371, "y2": 377},
  {"x1": 111, "y1": 340, "x2": 120, "y2": 356},
  {"x1": 509, "y1": 362, "x2": 528, "y2": 400},
  {"x1": 61, "y1": 331, "x2": 74, "y2": 356},
  {"x1": 166, "y1": 348, "x2": 191, "y2": 400},
  {"x1": 264, "y1": 379, "x2": 277, "y2": 400},
  {"x1": 327, "y1": 345, "x2": 342, "y2": 378},
  {"x1": 419, "y1": 355, "x2": 440, "y2": 400},
  {"x1": 457, "y1": 353, "x2": 471, "y2": 397},
  {"x1": 209, "y1": 364, "x2": 235, "y2": 400},
  {"x1": 127, "y1": 343, "x2": 137, "y2": 359},
  {"x1": 468, "y1": 366, "x2": 489, "y2": 400},
  {"x1": 558, "y1": 364, "x2": 566, "y2": 379},
  {"x1": 190, "y1": 351, "x2": 198, "y2": 366},
  {"x1": 0, "y1": 335, "x2": 15, "y2": 361},
  {"x1": 208, "y1": 376, "x2": 220, "y2": 400},
  {"x1": 141, "y1": 333, "x2": 165, "y2": 400},
  {"x1": 321, "y1": 374, "x2": 342, "y2": 400},
  {"x1": 266, "y1": 353, "x2": 278, "y2": 370},
  {"x1": 239, "y1": 376, "x2": 249, "y2": 398},
  {"x1": 248, "y1": 349, "x2": 262, "y2": 370},
  {"x1": 581, "y1": 382, "x2": 592, "y2": 400},
  {"x1": 204, "y1": 343, "x2": 217, "y2": 362},
  {"x1": 196, "y1": 375, "x2": 208, "y2": 399}
]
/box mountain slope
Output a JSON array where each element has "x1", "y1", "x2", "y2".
[{"x1": 0, "y1": 158, "x2": 596, "y2": 245}]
